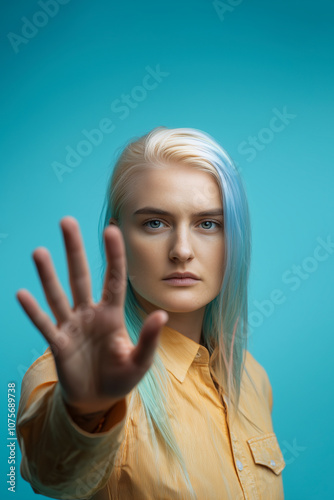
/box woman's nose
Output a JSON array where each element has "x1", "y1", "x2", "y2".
[{"x1": 168, "y1": 230, "x2": 195, "y2": 262}]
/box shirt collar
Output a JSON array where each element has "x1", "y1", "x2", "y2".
[{"x1": 157, "y1": 325, "x2": 203, "y2": 383}]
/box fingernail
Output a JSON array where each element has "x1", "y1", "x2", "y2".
[{"x1": 160, "y1": 311, "x2": 168, "y2": 323}]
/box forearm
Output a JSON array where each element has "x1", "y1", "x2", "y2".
[{"x1": 17, "y1": 381, "x2": 128, "y2": 499}]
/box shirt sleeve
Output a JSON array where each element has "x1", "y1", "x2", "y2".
[
  {"x1": 243, "y1": 349, "x2": 273, "y2": 415},
  {"x1": 16, "y1": 347, "x2": 129, "y2": 500},
  {"x1": 259, "y1": 363, "x2": 273, "y2": 414},
  {"x1": 267, "y1": 374, "x2": 273, "y2": 414}
]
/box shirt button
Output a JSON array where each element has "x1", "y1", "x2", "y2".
[
  {"x1": 270, "y1": 460, "x2": 276, "y2": 467},
  {"x1": 236, "y1": 459, "x2": 243, "y2": 471}
]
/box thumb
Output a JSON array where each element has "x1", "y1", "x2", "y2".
[{"x1": 131, "y1": 310, "x2": 169, "y2": 369}]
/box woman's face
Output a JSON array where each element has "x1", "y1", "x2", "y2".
[{"x1": 115, "y1": 163, "x2": 225, "y2": 316}]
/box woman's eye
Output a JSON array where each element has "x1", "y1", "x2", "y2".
[
  {"x1": 143, "y1": 219, "x2": 165, "y2": 229},
  {"x1": 199, "y1": 220, "x2": 220, "y2": 230},
  {"x1": 143, "y1": 219, "x2": 222, "y2": 231}
]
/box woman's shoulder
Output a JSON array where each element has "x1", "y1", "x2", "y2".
[
  {"x1": 243, "y1": 349, "x2": 269, "y2": 376},
  {"x1": 243, "y1": 349, "x2": 273, "y2": 413}
]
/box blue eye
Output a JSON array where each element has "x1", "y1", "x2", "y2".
[
  {"x1": 143, "y1": 220, "x2": 165, "y2": 229},
  {"x1": 200, "y1": 221, "x2": 219, "y2": 230},
  {"x1": 143, "y1": 219, "x2": 222, "y2": 231}
]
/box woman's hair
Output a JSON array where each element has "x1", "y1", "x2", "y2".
[{"x1": 98, "y1": 126, "x2": 261, "y2": 497}]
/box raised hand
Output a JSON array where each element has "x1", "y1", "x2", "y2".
[{"x1": 16, "y1": 216, "x2": 168, "y2": 417}]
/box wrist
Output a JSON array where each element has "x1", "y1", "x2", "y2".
[
  {"x1": 61, "y1": 395, "x2": 124, "y2": 433},
  {"x1": 64, "y1": 403, "x2": 117, "y2": 433}
]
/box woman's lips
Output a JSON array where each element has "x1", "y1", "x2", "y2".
[{"x1": 163, "y1": 278, "x2": 200, "y2": 286}]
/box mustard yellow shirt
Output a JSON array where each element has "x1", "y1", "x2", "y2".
[{"x1": 17, "y1": 325, "x2": 286, "y2": 499}]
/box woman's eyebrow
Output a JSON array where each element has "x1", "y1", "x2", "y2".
[{"x1": 133, "y1": 207, "x2": 224, "y2": 217}]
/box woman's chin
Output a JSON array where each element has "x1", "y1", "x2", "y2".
[{"x1": 157, "y1": 299, "x2": 206, "y2": 314}]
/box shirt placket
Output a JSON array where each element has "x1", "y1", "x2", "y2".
[
  {"x1": 209, "y1": 366, "x2": 259, "y2": 500},
  {"x1": 225, "y1": 392, "x2": 260, "y2": 499}
]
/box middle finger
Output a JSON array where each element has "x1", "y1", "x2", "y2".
[{"x1": 60, "y1": 216, "x2": 92, "y2": 308}]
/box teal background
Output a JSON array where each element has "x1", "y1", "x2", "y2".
[{"x1": 1, "y1": 0, "x2": 333, "y2": 498}]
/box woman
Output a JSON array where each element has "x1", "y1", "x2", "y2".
[{"x1": 16, "y1": 127, "x2": 286, "y2": 499}]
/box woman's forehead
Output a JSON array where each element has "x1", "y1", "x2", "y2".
[
  {"x1": 124, "y1": 166, "x2": 222, "y2": 216},
  {"x1": 130, "y1": 165, "x2": 220, "y2": 197}
]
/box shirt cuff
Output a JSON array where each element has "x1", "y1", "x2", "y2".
[{"x1": 50, "y1": 382, "x2": 129, "y2": 449}]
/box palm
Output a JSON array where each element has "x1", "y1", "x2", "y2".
[{"x1": 16, "y1": 216, "x2": 168, "y2": 415}]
